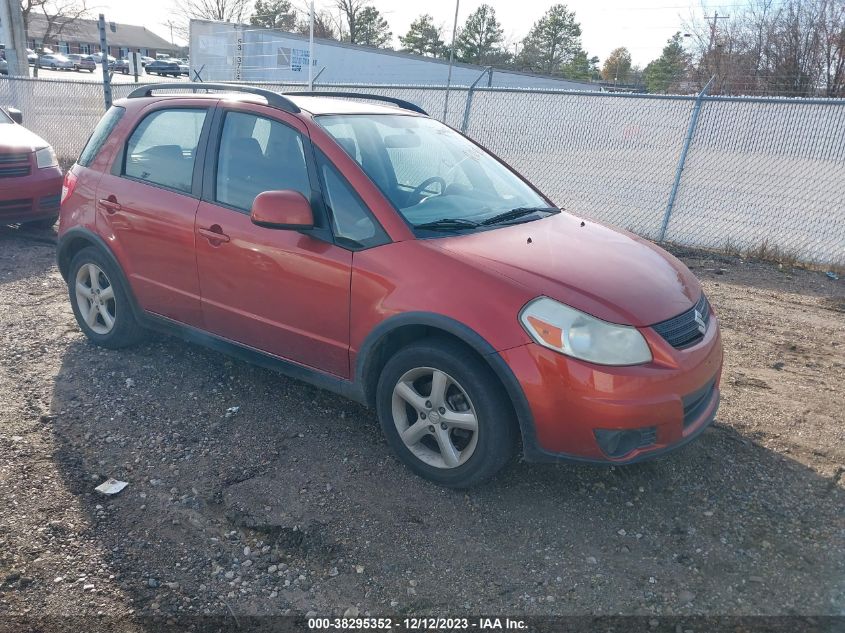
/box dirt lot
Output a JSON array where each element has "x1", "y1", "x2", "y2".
[{"x1": 0, "y1": 225, "x2": 843, "y2": 627}]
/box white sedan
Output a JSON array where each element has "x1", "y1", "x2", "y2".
[{"x1": 38, "y1": 54, "x2": 74, "y2": 70}]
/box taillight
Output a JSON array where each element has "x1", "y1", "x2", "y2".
[{"x1": 61, "y1": 170, "x2": 78, "y2": 205}]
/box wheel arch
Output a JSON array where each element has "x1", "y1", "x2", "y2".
[
  {"x1": 57, "y1": 227, "x2": 144, "y2": 322},
  {"x1": 354, "y1": 312, "x2": 537, "y2": 452}
]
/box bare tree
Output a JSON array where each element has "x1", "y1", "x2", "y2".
[
  {"x1": 295, "y1": 9, "x2": 338, "y2": 40},
  {"x1": 816, "y1": 0, "x2": 845, "y2": 97},
  {"x1": 20, "y1": 0, "x2": 89, "y2": 77},
  {"x1": 334, "y1": 0, "x2": 368, "y2": 44},
  {"x1": 21, "y1": 0, "x2": 89, "y2": 50},
  {"x1": 682, "y1": 0, "x2": 845, "y2": 97},
  {"x1": 171, "y1": 0, "x2": 252, "y2": 39},
  {"x1": 175, "y1": 0, "x2": 251, "y2": 22}
]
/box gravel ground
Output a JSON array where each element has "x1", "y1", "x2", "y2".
[{"x1": 0, "y1": 225, "x2": 843, "y2": 626}]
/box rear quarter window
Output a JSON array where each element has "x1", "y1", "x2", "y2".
[{"x1": 78, "y1": 106, "x2": 125, "y2": 167}]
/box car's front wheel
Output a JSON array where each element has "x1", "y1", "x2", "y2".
[
  {"x1": 376, "y1": 339, "x2": 518, "y2": 488},
  {"x1": 68, "y1": 247, "x2": 145, "y2": 349}
]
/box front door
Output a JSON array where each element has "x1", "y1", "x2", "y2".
[
  {"x1": 96, "y1": 105, "x2": 211, "y2": 326},
  {"x1": 194, "y1": 106, "x2": 352, "y2": 377}
]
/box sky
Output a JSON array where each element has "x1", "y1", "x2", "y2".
[{"x1": 96, "y1": 0, "x2": 722, "y2": 67}]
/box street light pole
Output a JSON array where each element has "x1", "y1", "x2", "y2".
[{"x1": 443, "y1": 0, "x2": 460, "y2": 122}]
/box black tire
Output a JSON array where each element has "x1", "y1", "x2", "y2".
[
  {"x1": 22, "y1": 215, "x2": 58, "y2": 230},
  {"x1": 376, "y1": 338, "x2": 518, "y2": 488},
  {"x1": 67, "y1": 246, "x2": 145, "y2": 349}
]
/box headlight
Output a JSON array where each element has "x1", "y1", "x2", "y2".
[
  {"x1": 520, "y1": 297, "x2": 652, "y2": 366},
  {"x1": 35, "y1": 146, "x2": 58, "y2": 169}
]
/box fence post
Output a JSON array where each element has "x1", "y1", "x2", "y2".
[
  {"x1": 460, "y1": 66, "x2": 493, "y2": 133},
  {"x1": 98, "y1": 14, "x2": 112, "y2": 110},
  {"x1": 659, "y1": 76, "x2": 714, "y2": 242}
]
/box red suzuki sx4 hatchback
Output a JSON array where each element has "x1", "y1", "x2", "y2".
[{"x1": 58, "y1": 84, "x2": 723, "y2": 487}]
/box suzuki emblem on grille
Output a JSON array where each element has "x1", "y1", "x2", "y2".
[{"x1": 694, "y1": 309, "x2": 706, "y2": 334}]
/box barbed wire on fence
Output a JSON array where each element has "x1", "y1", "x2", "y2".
[{"x1": 1, "y1": 75, "x2": 842, "y2": 266}]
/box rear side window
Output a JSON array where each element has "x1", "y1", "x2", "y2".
[
  {"x1": 124, "y1": 108, "x2": 207, "y2": 193},
  {"x1": 78, "y1": 105, "x2": 124, "y2": 167}
]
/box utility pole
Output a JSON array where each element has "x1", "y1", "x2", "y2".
[
  {"x1": 0, "y1": 0, "x2": 30, "y2": 77},
  {"x1": 705, "y1": 10, "x2": 729, "y2": 53},
  {"x1": 704, "y1": 10, "x2": 729, "y2": 90}
]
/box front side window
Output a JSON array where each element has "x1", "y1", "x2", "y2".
[
  {"x1": 124, "y1": 108, "x2": 207, "y2": 193},
  {"x1": 315, "y1": 150, "x2": 387, "y2": 249},
  {"x1": 316, "y1": 114, "x2": 550, "y2": 230},
  {"x1": 215, "y1": 111, "x2": 311, "y2": 212}
]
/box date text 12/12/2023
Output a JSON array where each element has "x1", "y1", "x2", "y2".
[{"x1": 307, "y1": 617, "x2": 528, "y2": 630}]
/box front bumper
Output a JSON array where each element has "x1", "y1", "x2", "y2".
[
  {"x1": 0, "y1": 164, "x2": 63, "y2": 224},
  {"x1": 500, "y1": 316, "x2": 723, "y2": 463}
]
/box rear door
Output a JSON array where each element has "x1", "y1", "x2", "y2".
[
  {"x1": 96, "y1": 102, "x2": 214, "y2": 326},
  {"x1": 194, "y1": 104, "x2": 353, "y2": 377}
]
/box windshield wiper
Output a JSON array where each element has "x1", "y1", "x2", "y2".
[
  {"x1": 480, "y1": 206, "x2": 560, "y2": 226},
  {"x1": 414, "y1": 218, "x2": 480, "y2": 231}
]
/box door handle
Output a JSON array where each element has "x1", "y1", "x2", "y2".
[
  {"x1": 98, "y1": 196, "x2": 122, "y2": 214},
  {"x1": 198, "y1": 225, "x2": 230, "y2": 244}
]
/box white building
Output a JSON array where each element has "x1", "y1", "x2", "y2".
[{"x1": 189, "y1": 19, "x2": 600, "y2": 90}]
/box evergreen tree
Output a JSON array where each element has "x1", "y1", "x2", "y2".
[
  {"x1": 517, "y1": 4, "x2": 582, "y2": 75},
  {"x1": 643, "y1": 33, "x2": 690, "y2": 93},
  {"x1": 400, "y1": 14, "x2": 445, "y2": 57},
  {"x1": 250, "y1": 0, "x2": 296, "y2": 30},
  {"x1": 456, "y1": 4, "x2": 504, "y2": 65},
  {"x1": 355, "y1": 6, "x2": 392, "y2": 48}
]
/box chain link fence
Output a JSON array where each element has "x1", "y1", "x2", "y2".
[{"x1": 1, "y1": 76, "x2": 843, "y2": 266}]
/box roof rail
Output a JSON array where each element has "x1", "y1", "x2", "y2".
[
  {"x1": 284, "y1": 91, "x2": 428, "y2": 116},
  {"x1": 126, "y1": 83, "x2": 301, "y2": 114}
]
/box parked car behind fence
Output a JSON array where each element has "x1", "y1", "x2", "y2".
[
  {"x1": 145, "y1": 59, "x2": 180, "y2": 77},
  {"x1": 38, "y1": 54, "x2": 74, "y2": 70},
  {"x1": 66, "y1": 54, "x2": 96, "y2": 72}
]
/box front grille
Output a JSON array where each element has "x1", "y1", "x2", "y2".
[
  {"x1": 0, "y1": 198, "x2": 33, "y2": 217},
  {"x1": 682, "y1": 379, "x2": 716, "y2": 428},
  {"x1": 652, "y1": 293, "x2": 711, "y2": 349},
  {"x1": 0, "y1": 152, "x2": 31, "y2": 178},
  {"x1": 39, "y1": 193, "x2": 61, "y2": 212},
  {"x1": 0, "y1": 152, "x2": 30, "y2": 164},
  {"x1": 0, "y1": 165, "x2": 31, "y2": 178}
]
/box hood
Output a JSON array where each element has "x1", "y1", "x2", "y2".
[
  {"x1": 0, "y1": 122, "x2": 49, "y2": 153},
  {"x1": 427, "y1": 212, "x2": 701, "y2": 327}
]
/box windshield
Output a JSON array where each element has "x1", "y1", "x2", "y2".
[
  {"x1": 0, "y1": 109, "x2": 12, "y2": 125},
  {"x1": 316, "y1": 114, "x2": 551, "y2": 229}
]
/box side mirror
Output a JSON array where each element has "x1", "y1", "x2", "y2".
[
  {"x1": 8, "y1": 108, "x2": 22, "y2": 124},
  {"x1": 250, "y1": 190, "x2": 314, "y2": 230}
]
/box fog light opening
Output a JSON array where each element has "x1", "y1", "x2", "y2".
[{"x1": 594, "y1": 428, "x2": 653, "y2": 459}]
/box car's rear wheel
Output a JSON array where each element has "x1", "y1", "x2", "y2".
[
  {"x1": 376, "y1": 339, "x2": 518, "y2": 488},
  {"x1": 68, "y1": 247, "x2": 145, "y2": 349}
]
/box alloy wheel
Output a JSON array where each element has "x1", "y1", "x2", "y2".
[
  {"x1": 391, "y1": 367, "x2": 479, "y2": 469},
  {"x1": 75, "y1": 263, "x2": 116, "y2": 335}
]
